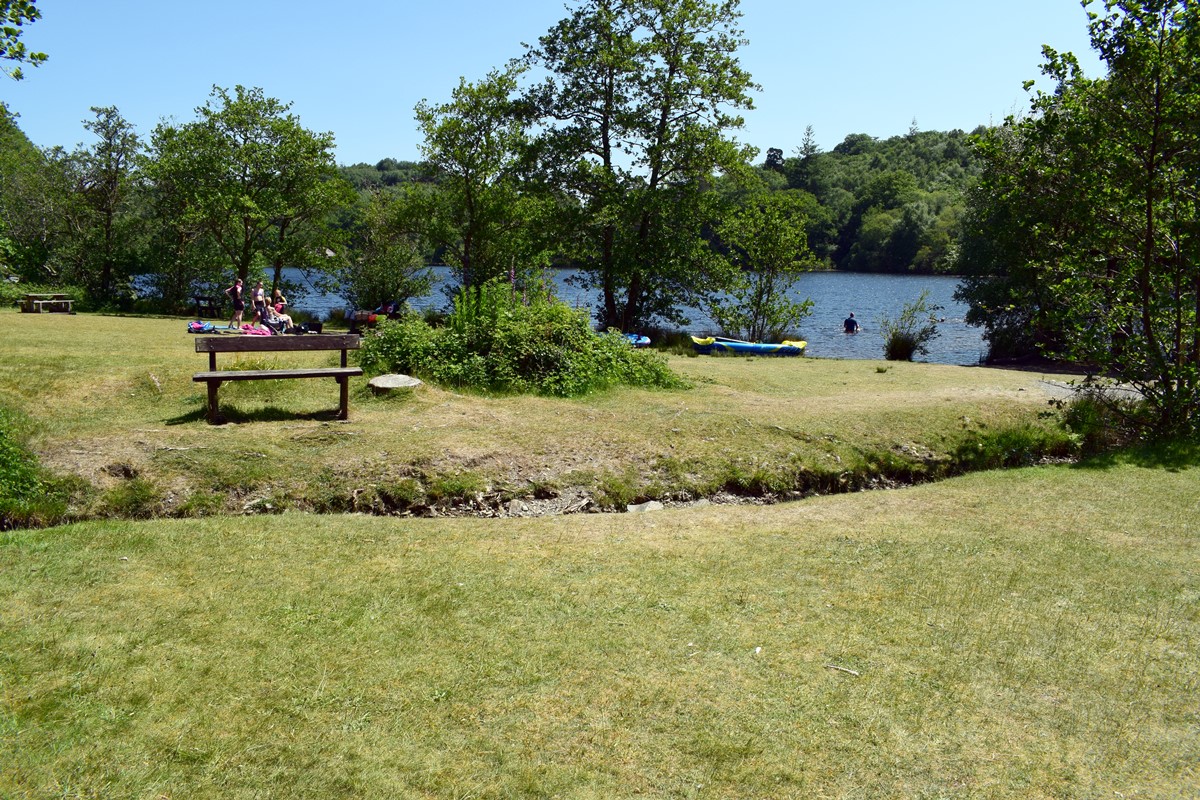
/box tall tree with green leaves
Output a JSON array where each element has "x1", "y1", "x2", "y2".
[
  {"x1": 336, "y1": 187, "x2": 433, "y2": 312},
  {"x1": 1, "y1": 0, "x2": 45, "y2": 80},
  {"x1": 525, "y1": 0, "x2": 758, "y2": 331},
  {"x1": 959, "y1": 0, "x2": 1200, "y2": 438},
  {"x1": 707, "y1": 190, "x2": 814, "y2": 341},
  {"x1": 0, "y1": 107, "x2": 79, "y2": 282},
  {"x1": 414, "y1": 66, "x2": 552, "y2": 296},
  {"x1": 66, "y1": 106, "x2": 144, "y2": 302},
  {"x1": 146, "y1": 86, "x2": 351, "y2": 291}
]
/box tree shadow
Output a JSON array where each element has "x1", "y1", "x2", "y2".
[{"x1": 1071, "y1": 440, "x2": 1199, "y2": 472}]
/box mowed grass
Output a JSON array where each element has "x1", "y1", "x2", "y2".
[
  {"x1": 2, "y1": 463, "x2": 1197, "y2": 798},
  {"x1": 0, "y1": 309, "x2": 1077, "y2": 514}
]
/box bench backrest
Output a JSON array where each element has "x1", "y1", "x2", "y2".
[{"x1": 195, "y1": 334, "x2": 360, "y2": 354}]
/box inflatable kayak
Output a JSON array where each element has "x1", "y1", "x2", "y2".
[
  {"x1": 691, "y1": 336, "x2": 806, "y2": 356},
  {"x1": 625, "y1": 333, "x2": 651, "y2": 348}
]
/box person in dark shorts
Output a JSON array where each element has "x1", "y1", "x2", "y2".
[
  {"x1": 225, "y1": 279, "x2": 245, "y2": 328},
  {"x1": 251, "y1": 281, "x2": 267, "y2": 317}
]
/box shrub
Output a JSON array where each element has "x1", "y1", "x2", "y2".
[
  {"x1": 879, "y1": 290, "x2": 942, "y2": 361},
  {"x1": 0, "y1": 406, "x2": 73, "y2": 530},
  {"x1": 950, "y1": 425, "x2": 1077, "y2": 472},
  {"x1": 358, "y1": 279, "x2": 687, "y2": 397}
]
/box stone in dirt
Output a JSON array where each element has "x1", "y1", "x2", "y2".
[{"x1": 369, "y1": 374, "x2": 423, "y2": 396}]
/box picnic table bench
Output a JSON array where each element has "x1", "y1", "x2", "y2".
[
  {"x1": 193, "y1": 333, "x2": 363, "y2": 424},
  {"x1": 193, "y1": 295, "x2": 223, "y2": 318},
  {"x1": 21, "y1": 293, "x2": 74, "y2": 313}
]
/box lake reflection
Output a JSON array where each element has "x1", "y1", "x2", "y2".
[{"x1": 284, "y1": 268, "x2": 986, "y2": 366}]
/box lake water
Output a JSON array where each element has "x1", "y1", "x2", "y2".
[{"x1": 281, "y1": 267, "x2": 987, "y2": 366}]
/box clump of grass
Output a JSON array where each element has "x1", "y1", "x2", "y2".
[
  {"x1": 377, "y1": 477, "x2": 425, "y2": 510},
  {"x1": 595, "y1": 468, "x2": 640, "y2": 509},
  {"x1": 950, "y1": 424, "x2": 1077, "y2": 472},
  {"x1": 175, "y1": 490, "x2": 227, "y2": 517},
  {"x1": 427, "y1": 471, "x2": 486, "y2": 505},
  {"x1": 98, "y1": 476, "x2": 163, "y2": 520},
  {"x1": 0, "y1": 405, "x2": 76, "y2": 529}
]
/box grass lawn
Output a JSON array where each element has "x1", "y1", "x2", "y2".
[
  {"x1": 1, "y1": 308, "x2": 1196, "y2": 797},
  {"x1": 2, "y1": 463, "x2": 1197, "y2": 798},
  {"x1": 1, "y1": 309, "x2": 1080, "y2": 517}
]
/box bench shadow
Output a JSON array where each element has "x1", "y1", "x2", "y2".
[{"x1": 165, "y1": 405, "x2": 345, "y2": 426}]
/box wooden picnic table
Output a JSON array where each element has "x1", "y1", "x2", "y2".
[
  {"x1": 193, "y1": 295, "x2": 223, "y2": 318},
  {"x1": 20, "y1": 293, "x2": 75, "y2": 313}
]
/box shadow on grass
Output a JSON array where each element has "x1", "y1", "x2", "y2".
[
  {"x1": 1072, "y1": 440, "x2": 1200, "y2": 472},
  {"x1": 165, "y1": 405, "x2": 345, "y2": 426}
]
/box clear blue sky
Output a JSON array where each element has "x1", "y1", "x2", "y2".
[{"x1": 3, "y1": 0, "x2": 1104, "y2": 165}]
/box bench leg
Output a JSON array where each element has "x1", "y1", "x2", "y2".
[
  {"x1": 337, "y1": 376, "x2": 349, "y2": 420},
  {"x1": 206, "y1": 380, "x2": 224, "y2": 424}
]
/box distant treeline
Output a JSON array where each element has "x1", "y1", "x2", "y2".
[{"x1": 339, "y1": 124, "x2": 982, "y2": 276}]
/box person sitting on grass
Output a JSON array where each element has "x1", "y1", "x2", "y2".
[{"x1": 265, "y1": 302, "x2": 294, "y2": 331}]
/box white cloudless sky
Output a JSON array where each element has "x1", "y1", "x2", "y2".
[{"x1": 2, "y1": 0, "x2": 1105, "y2": 165}]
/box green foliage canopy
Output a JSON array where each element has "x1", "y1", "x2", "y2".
[
  {"x1": 959, "y1": 0, "x2": 1200, "y2": 439},
  {"x1": 707, "y1": 190, "x2": 814, "y2": 341},
  {"x1": 524, "y1": 0, "x2": 758, "y2": 331},
  {"x1": 146, "y1": 86, "x2": 352, "y2": 290}
]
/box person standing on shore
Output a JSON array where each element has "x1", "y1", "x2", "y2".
[
  {"x1": 251, "y1": 281, "x2": 267, "y2": 318},
  {"x1": 225, "y1": 278, "x2": 245, "y2": 328}
]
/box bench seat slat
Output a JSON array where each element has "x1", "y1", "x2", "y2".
[{"x1": 193, "y1": 367, "x2": 362, "y2": 382}]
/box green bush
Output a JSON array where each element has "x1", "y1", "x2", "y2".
[
  {"x1": 950, "y1": 424, "x2": 1078, "y2": 472},
  {"x1": 0, "y1": 406, "x2": 73, "y2": 530},
  {"x1": 879, "y1": 290, "x2": 942, "y2": 361},
  {"x1": 358, "y1": 280, "x2": 687, "y2": 397},
  {"x1": 0, "y1": 409, "x2": 40, "y2": 502}
]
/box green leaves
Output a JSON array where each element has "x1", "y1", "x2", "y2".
[
  {"x1": 147, "y1": 86, "x2": 350, "y2": 285},
  {"x1": 708, "y1": 191, "x2": 813, "y2": 342},
  {"x1": 1, "y1": 0, "x2": 46, "y2": 80},
  {"x1": 959, "y1": 0, "x2": 1200, "y2": 439},
  {"x1": 523, "y1": 0, "x2": 758, "y2": 330}
]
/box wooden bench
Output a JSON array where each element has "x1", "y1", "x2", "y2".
[{"x1": 192, "y1": 334, "x2": 363, "y2": 424}]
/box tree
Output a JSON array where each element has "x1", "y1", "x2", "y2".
[
  {"x1": 336, "y1": 188, "x2": 433, "y2": 312},
  {"x1": 959, "y1": 0, "x2": 1200, "y2": 439},
  {"x1": 707, "y1": 191, "x2": 814, "y2": 341},
  {"x1": 764, "y1": 147, "x2": 784, "y2": 172},
  {"x1": 1, "y1": 0, "x2": 46, "y2": 80},
  {"x1": 65, "y1": 107, "x2": 144, "y2": 303},
  {"x1": 525, "y1": 0, "x2": 759, "y2": 331},
  {"x1": 146, "y1": 86, "x2": 351, "y2": 293},
  {"x1": 414, "y1": 66, "x2": 552, "y2": 296},
  {"x1": 0, "y1": 105, "x2": 73, "y2": 278}
]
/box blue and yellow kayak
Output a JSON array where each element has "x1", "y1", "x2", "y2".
[{"x1": 691, "y1": 336, "x2": 806, "y2": 356}]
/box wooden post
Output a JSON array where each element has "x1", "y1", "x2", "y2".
[
  {"x1": 337, "y1": 377, "x2": 349, "y2": 420},
  {"x1": 206, "y1": 380, "x2": 221, "y2": 424}
]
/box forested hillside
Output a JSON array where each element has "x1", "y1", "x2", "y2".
[
  {"x1": 777, "y1": 126, "x2": 980, "y2": 273},
  {"x1": 336, "y1": 125, "x2": 982, "y2": 278}
]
